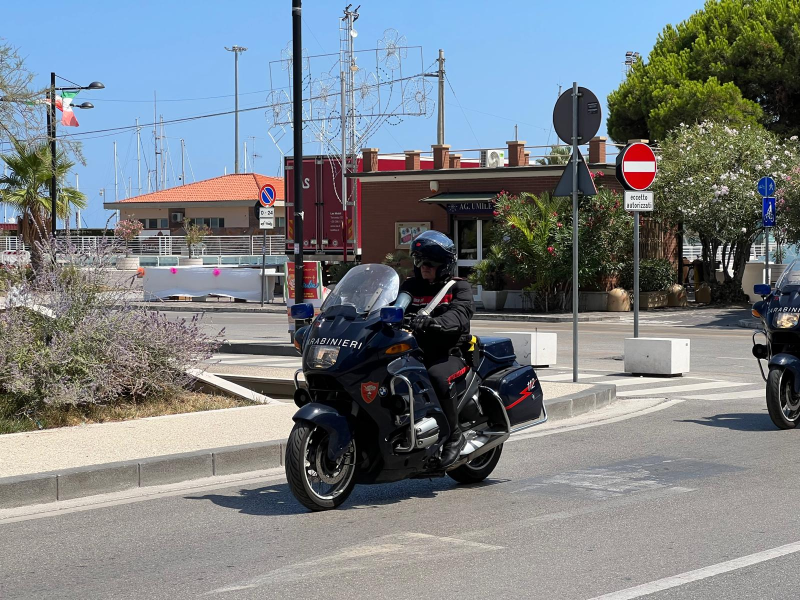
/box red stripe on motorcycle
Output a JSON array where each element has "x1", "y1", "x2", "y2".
[{"x1": 447, "y1": 366, "x2": 469, "y2": 383}]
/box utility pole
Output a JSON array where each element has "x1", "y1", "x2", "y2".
[
  {"x1": 114, "y1": 141, "x2": 118, "y2": 201},
  {"x1": 243, "y1": 141, "x2": 248, "y2": 173},
  {"x1": 50, "y1": 71, "x2": 57, "y2": 234},
  {"x1": 180, "y1": 139, "x2": 186, "y2": 185},
  {"x1": 136, "y1": 118, "x2": 142, "y2": 195},
  {"x1": 225, "y1": 45, "x2": 248, "y2": 173},
  {"x1": 75, "y1": 174, "x2": 80, "y2": 232},
  {"x1": 292, "y1": 0, "x2": 304, "y2": 319},
  {"x1": 437, "y1": 49, "x2": 445, "y2": 145}
]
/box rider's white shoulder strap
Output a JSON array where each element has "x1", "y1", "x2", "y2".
[{"x1": 418, "y1": 279, "x2": 457, "y2": 316}]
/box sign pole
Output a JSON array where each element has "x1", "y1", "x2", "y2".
[
  {"x1": 292, "y1": 0, "x2": 304, "y2": 326},
  {"x1": 765, "y1": 227, "x2": 770, "y2": 286},
  {"x1": 261, "y1": 230, "x2": 267, "y2": 307},
  {"x1": 633, "y1": 211, "x2": 640, "y2": 338},
  {"x1": 572, "y1": 81, "x2": 579, "y2": 383}
]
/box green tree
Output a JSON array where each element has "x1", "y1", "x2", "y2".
[
  {"x1": 0, "y1": 42, "x2": 43, "y2": 142},
  {"x1": 0, "y1": 139, "x2": 86, "y2": 248},
  {"x1": 536, "y1": 145, "x2": 571, "y2": 165},
  {"x1": 653, "y1": 121, "x2": 799, "y2": 300},
  {"x1": 607, "y1": 0, "x2": 800, "y2": 142}
]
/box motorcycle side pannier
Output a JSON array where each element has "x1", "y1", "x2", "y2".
[{"x1": 483, "y1": 365, "x2": 543, "y2": 427}]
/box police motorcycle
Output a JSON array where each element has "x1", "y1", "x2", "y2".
[
  {"x1": 285, "y1": 263, "x2": 547, "y2": 511},
  {"x1": 752, "y1": 259, "x2": 800, "y2": 429}
]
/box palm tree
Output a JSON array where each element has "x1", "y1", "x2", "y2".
[
  {"x1": 536, "y1": 145, "x2": 571, "y2": 166},
  {"x1": 0, "y1": 139, "x2": 86, "y2": 247}
]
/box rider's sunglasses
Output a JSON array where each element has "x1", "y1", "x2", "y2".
[{"x1": 413, "y1": 257, "x2": 443, "y2": 269}]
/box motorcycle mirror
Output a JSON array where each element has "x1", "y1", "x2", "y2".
[
  {"x1": 754, "y1": 284, "x2": 771, "y2": 297},
  {"x1": 290, "y1": 302, "x2": 315, "y2": 320},
  {"x1": 380, "y1": 306, "x2": 405, "y2": 324}
]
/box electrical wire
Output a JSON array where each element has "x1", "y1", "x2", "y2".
[{"x1": 444, "y1": 73, "x2": 481, "y2": 147}]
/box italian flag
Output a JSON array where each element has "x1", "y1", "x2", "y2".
[{"x1": 58, "y1": 91, "x2": 79, "y2": 127}]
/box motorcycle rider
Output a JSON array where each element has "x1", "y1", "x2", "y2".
[{"x1": 399, "y1": 230, "x2": 474, "y2": 467}]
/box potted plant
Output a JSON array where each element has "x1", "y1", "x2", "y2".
[
  {"x1": 113, "y1": 218, "x2": 143, "y2": 270},
  {"x1": 468, "y1": 245, "x2": 508, "y2": 311},
  {"x1": 620, "y1": 258, "x2": 674, "y2": 309},
  {"x1": 180, "y1": 218, "x2": 211, "y2": 265}
]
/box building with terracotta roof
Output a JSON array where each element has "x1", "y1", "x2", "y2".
[{"x1": 103, "y1": 173, "x2": 285, "y2": 236}]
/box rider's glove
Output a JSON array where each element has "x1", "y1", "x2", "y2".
[{"x1": 411, "y1": 314, "x2": 440, "y2": 333}]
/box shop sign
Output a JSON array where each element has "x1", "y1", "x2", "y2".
[{"x1": 445, "y1": 202, "x2": 494, "y2": 214}]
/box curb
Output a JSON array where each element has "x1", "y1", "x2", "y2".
[
  {"x1": 0, "y1": 384, "x2": 616, "y2": 510},
  {"x1": 133, "y1": 303, "x2": 287, "y2": 314},
  {"x1": 0, "y1": 440, "x2": 284, "y2": 510},
  {"x1": 738, "y1": 319, "x2": 764, "y2": 330},
  {"x1": 474, "y1": 313, "x2": 622, "y2": 323},
  {"x1": 222, "y1": 341, "x2": 298, "y2": 357}
]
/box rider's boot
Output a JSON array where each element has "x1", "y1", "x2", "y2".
[{"x1": 440, "y1": 426, "x2": 466, "y2": 467}]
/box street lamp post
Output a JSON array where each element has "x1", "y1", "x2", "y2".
[{"x1": 48, "y1": 74, "x2": 104, "y2": 234}]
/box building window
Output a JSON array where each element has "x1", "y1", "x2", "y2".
[
  {"x1": 159, "y1": 218, "x2": 169, "y2": 229},
  {"x1": 210, "y1": 218, "x2": 225, "y2": 228},
  {"x1": 276, "y1": 217, "x2": 286, "y2": 228},
  {"x1": 138, "y1": 219, "x2": 147, "y2": 228},
  {"x1": 147, "y1": 218, "x2": 159, "y2": 229}
]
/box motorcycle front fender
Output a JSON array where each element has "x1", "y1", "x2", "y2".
[
  {"x1": 769, "y1": 353, "x2": 800, "y2": 395},
  {"x1": 292, "y1": 403, "x2": 353, "y2": 462}
]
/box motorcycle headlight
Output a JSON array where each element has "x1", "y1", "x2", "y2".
[
  {"x1": 307, "y1": 345, "x2": 341, "y2": 369},
  {"x1": 775, "y1": 313, "x2": 799, "y2": 329}
]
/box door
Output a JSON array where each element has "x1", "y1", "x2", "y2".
[{"x1": 454, "y1": 218, "x2": 488, "y2": 301}]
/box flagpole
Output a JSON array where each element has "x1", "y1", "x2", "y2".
[{"x1": 50, "y1": 72, "x2": 57, "y2": 235}]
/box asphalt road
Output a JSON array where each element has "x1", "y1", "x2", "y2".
[{"x1": 4, "y1": 312, "x2": 784, "y2": 600}]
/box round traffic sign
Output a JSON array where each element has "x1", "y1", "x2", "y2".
[
  {"x1": 758, "y1": 176, "x2": 776, "y2": 197},
  {"x1": 552, "y1": 87, "x2": 602, "y2": 146},
  {"x1": 617, "y1": 143, "x2": 657, "y2": 191},
  {"x1": 259, "y1": 183, "x2": 277, "y2": 208}
]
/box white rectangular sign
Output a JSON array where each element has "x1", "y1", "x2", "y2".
[
  {"x1": 259, "y1": 207, "x2": 274, "y2": 218},
  {"x1": 259, "y1": 217, "x2": 274, "y2": 229},
  {"x1": 624, "y1": 190, "x2": 654, "y2": 212}
]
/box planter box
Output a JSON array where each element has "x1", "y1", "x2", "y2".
[
  {"x1": 496, "y1": 331, "x2": 557, "y2": 367},
  {"x1": 116, "y1": 256, "x2": 140, "y2": 270},
  {"x1": 667, "y1": 285, "x2": 687, "y2": 307},
  {"x1": 639, "y1": 291, "x2": 668, "y2": 310},
  {"x1": 481, "y1": 290, "x2": 508, "y2": 311},
  {"x1": 578, "y1": 291, "x2": 609, "y2": 312},
  {"x1": 624, "y1": 337, "x2": 690, "y2": 376}
]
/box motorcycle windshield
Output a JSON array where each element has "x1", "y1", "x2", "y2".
[
  {"x1": 777, "y1": 259, "x2": 800, "y2": 290},
  {"x1": 321, "y1": 264, "x2": 400, "y2": 315}
]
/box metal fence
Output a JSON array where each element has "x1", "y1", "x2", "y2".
[
  {"x1": 2, "y1": 235, "x2": 287, "y2": 257},
  {"x1": 682, "y1": 243, "x2": 769, "y2": 262}
]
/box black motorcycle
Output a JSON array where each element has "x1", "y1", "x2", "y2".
[
  {"x1": 752, "y1": 260, "x2": 800, "y2": 429},
  {"x1": 285, "y1": 264, "x2": 548, "y2": 511}
]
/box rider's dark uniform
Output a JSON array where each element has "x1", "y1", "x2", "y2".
[{"x1": 399, "y1": 231, "x2": 474, "y2": 466}]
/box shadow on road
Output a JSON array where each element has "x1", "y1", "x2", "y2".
[
  {"x1": 187, "y1": 477, "x2": 507, "y2": 516},
  {"x1": 677, "y1": 412, "x2": 775, "y2": 432}
]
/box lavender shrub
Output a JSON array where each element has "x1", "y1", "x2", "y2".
[{"x1": 0, "y1": 237, "x2": 222, "y2": 414}]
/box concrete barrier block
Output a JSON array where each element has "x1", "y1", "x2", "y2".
[
  {"x1": 57, "y1": 463, "x2": 139, "y2": 501},
  {"x1": 496, "y1": 331, "x2": 557, "y2": 367},
  {"x1": 213, "y1": 441, "x2": 283, "y2": 476},
  {"x1": 0, "y1": 473, "x2": 57, "y2": 509},
  {"x1": 624, "y1": 338, "x2": 690, "y2": 376},
  {"x1": 139, "y1": 452, "x2": 213, "y2": 487}
]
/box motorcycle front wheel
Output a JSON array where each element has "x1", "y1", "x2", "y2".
[
  {"x1": 447, "y1": 443, "x2": 503, "y2": 484},
  {"x1": 766, "y1": 367, "x2": 800, "y2": 429},
  {"x1": 285, "y1": 421, "x2": 357, "y2": 511}
]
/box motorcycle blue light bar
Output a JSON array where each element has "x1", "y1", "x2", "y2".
[
  {"x1": 290, "y1": 303, "x2": 314, "y2": 320},
  {"x1": 380, "y1": 306, "x2": 405, "y2": 324},
  {"x1": 754, "y1": 284, "x2": 771, "y2": 296}
]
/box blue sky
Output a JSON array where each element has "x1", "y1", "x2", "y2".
[{"x1": 2, "y1": 0, "x2": 706, "y2": 227}]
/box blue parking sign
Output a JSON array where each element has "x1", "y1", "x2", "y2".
[{"x1": 763, "y1": 197, "x2": 776, "y2": 227}]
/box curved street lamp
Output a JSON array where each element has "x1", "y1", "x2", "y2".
[{"x1": 48, "y1": 74, "x2": 105, "y2": 234}]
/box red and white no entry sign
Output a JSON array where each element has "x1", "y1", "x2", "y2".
[{"x1": 616, "y1": 143, "x2": 657, "y2": 191}]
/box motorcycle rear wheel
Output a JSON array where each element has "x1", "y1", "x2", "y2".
[
  {"x1": 447, "y1": 443, "x2": 503, "y2": 484},
  {"x1": 285, "y1": 421, "x2": 357, "y2": 511},
  {"x1": 766, "y1": 367, "x2": 800, "y2": 429}
]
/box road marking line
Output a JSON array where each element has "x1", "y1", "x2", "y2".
[
  {"x1": 678, "y1": 388, "x2": 764, "y2": 401},
  {"x1": 588, "y1": 540, "x2": 800, "y2": 599},
  {"x1": 539, "y1": 373, "x2": 605, "y2": 382},
  {"x1": 601, "y1": 376, "x2": 710, "y2": 387},
  {"x1": 617, "y1": 381, "x2": 745, "y2": 397},
  {"x1": 209, "y1": 357, "x2": 299, "y2": 365}
]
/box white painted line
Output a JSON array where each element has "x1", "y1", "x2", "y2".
[
  {"x1": 602, "y1": 376, "x2": 709, "y2": 388},
  {"x1": 679, "y1": 388, "x2": 764, "y2": 401},
  {"x1": 717, "y1": 357, "x2": 757, "y2": 361},
  {"x1": 588, "y1": 540, "x2": 800, "y2": 600},
  {"x1": 623, "y1": 160, "x2": 656, "y2": 173},
  {"x1": 617, "y1": 381, "x2": 745, "y2": 397},
  {"x1": 212, "y1": 357, "x2": 296, "y2": 365},
  {"x1": 539, "y1": 373, "x2": 604, "y2": 382}
]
